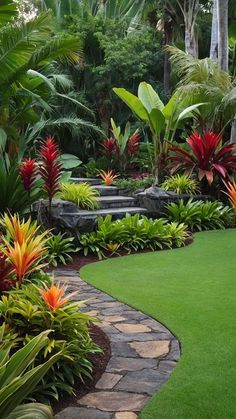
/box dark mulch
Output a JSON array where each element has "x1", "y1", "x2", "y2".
[{"x1": 53, "y1": 323, "x2": 111, "y2": 414}]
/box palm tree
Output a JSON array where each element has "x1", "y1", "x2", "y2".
[{"x1": 168, "y1": 46, "x2": 236, "y2": 135}]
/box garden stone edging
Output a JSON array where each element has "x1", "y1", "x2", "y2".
[{"x1": 54, "y1": 269, "x2": 180, "y2": 419}]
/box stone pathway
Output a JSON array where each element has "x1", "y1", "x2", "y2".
[{"x1": 54, "y1": 269, "x2": 180, "y2": 419}]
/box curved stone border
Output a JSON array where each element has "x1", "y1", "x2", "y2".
[{"x1": 54, "y1": 269, "x2": 180, "y2": 419}]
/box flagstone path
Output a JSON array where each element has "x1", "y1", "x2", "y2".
[{"x1": 54, "y1": 269, "x2": 180, "y2": 419}]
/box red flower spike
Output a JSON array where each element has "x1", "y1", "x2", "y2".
[
  {"x1": 102, "y1": 137, "x2": 119, "y2": 157},
  {"x1": 19, "y1": 159, "x2": 37, "y2": 192},
  {"x1": 39, "y1": 136, "x2": 62, "y2": 199},
  {"x1": 127, "y1": 131, "x2": 139, "y2": 156}
]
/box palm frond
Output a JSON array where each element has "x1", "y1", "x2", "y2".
[
  {"x1": 0, "y1": 0, "x2": 17, "y2": 28},
  {"x1": 0, "y1": 12, "x2": 54, "y2": 86},
  {"x1": 29, "y1": 35, "x2": 83, "y2": 67}
]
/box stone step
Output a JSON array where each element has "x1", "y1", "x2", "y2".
[
  {"x1": 98, "y1": 196, "x2": 136, "y2": 209},
  {"x1": 72, "y1": 207, "x2": 148, "y2": 221},
  {"x1": 94, "y1": 185, "x2": 119, "y2": 196},
  {"x1": 70, "y1": 177, "x2": 102, "y2": 186}
]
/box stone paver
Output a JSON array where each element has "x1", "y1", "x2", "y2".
[
  {"x1": 54, "y1": 269, "x2": 180, "y2": 418},
  {"x1": 129, "y1": 340, "x2": 170, "y2": 358},
  {"x1": 78, "y1": 391, "x2": 149, "y2": 412},
  {"x1": 115, "y1": 323, "x2": 151, "y2": 333},
  {"x1": 115, "y1": 413, "x2": 137, "y2": 419},
  {"x1": 95, "y1": 373, "x2": 122, "y2": 389}
]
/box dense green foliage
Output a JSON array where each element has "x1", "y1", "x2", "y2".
[
  {"x1": 0, "y1": 328, "x2": 60, "y2": 419},
  {"x1": 46, "y1": 233, "x2": 77, "y2": 266},
  {"x1": 59, "y1": 182, "x2": 99, "y2": 209},
  {"x1": 79, "y1": 214, "x2": 188, "y2": 259},
  {"x1": 113, "y1": 176, "x2": 153, "y2": 192},
  {"x1": 0, "y1": 278, "x2": 99, "y2": 402},
  {"x1": 166, "y1": 199, "x2": 234, "y2": 231},
  {"x1": 161, "y1": 174, "x2": 199, "y2": 195}
]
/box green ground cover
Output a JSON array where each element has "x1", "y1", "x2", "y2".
[{"x1": 81, "y1": 230, "x2": 236, "y2": 419}]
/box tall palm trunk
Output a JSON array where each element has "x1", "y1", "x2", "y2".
[
  {"x1": 163, "y1": 20, "x2": 173, "y2": 96},
  {"x1": 210, "y1": 0, "x2": 218, "y2": 60},
  {"x1": 217, "y1": 0, "x2": 228, "y2": 72},
  {"x1": 177, "y1": 0, "x2": 199, "y2": 58}
]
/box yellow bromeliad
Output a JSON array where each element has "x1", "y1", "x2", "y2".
[{"x1": 0, "y1": 214, "x2": 41, "y2": 244}]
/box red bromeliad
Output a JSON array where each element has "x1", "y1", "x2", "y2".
[
  {"x1": 168, "y1": 131, "x2": 236, "y2": 185},
  {"x1": 19, "y1": 159, "x2": 37, "y2": 192},
  {"x1": 102, "y1": 137, "x2": 119, "y2": 157},
  {"x1": 127, "y1": 131, "x2": 139, "y2": 156}
]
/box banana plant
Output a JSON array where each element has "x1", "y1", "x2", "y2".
[{"x1": 113, "y1": 82, "x2": 205, "y2": 184}]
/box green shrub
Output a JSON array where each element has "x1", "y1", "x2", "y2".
[
  {"x1": 166, "y1": 199, "x2": 234, "y2": 231},
  {"x1": 0, "y1": 278, "x2": 100, "y2": 402},
  {"x1": 59, "y1": 182, "x2": 99, "y2": 210},
  {"x1": 79, "y1": 214, "x2": 188, "y2": 258},
  {"x1": 0, "y1": 327, "x2": 61, "y2": 419},
  {"x1": 161, "y1": 174, "x2": 199, "y2": 195},
  {"x1": 46, "y1": 233, "x2": 77, "y2": 267},
  {"x1": 113, "y1": 177, "x2": 153, "y2": 192}
]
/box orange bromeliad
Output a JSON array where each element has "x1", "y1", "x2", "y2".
[
  {"x1": 224, "y1": 181, "x2": 236, "y2": 214},
  {"x1": 99, "y1": 170, "x2": 118, "y2": 186},
  {"x1": 2, "y1": 235, "x2": 48, "y2": 283},
  {"x1": 39, "y1": 282, "x2": 78, "y2": 310}
]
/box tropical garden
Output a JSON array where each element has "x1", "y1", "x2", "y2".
[{"x1": 0, "y1": 0, "x2": 236, "y2": 417}]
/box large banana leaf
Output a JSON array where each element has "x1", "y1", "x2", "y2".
[
  {"x1": 138, "y1": 82, "x2": 164, "y2": 113},
  {"x1": 113, "y1": 88, "x2": 149, "y2": 121}
]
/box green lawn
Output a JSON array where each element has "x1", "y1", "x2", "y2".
[{"x1": 81, "y1": 229, "x2": 236, "y2": 419}]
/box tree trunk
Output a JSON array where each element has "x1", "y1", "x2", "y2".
[
  {"x1": 210, "y1": 0, "x2": 218, "y2": 60},
  {"x1": 163, "y1": 21, "x2": 173, "y2": 97},
  {"x1": 176, "y1": 0, "x2": 199, "y2": 58},
  {"x1": 185, "y1": 26, "x2": 198, "y2": 58},
  {"x1": 217, "y1": 0, "x2": 228, "y2": 71},
  {"x1": 230, "y1": 120, "x2": 236, "y2": 143}
]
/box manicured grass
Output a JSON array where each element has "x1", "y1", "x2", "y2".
[{"x1": 81, "y1": 230, "x2": 236, "y2": 419}]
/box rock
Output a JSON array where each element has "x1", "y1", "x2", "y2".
[
  {"x1": 110, "y1": 341, "x2": 139, "y2": 358},
  {"x1": 54, "y1": 407, "x2": 112, "y2": 419},
  {"x1": 102, "y1": 315, "x2": 126, "y2": 323},
  {"x1": 115, "y1": 324, "x2": 151, "y2": 333},
  {"x1": 78, "y1": 391, "x2": 149, "y2": 412},
  {"x1": 115, "y1": 413, "x2": 137, "y2": 419},
  {"x1": 95, "y1": 373, "x2": 122, "y2": 389},
  {"x1": 138, "y1": 188, "x2": 214, "y2": 215},
  {"x1": 115, "y1": 369, "x2": 169, "y2": 395},
  {"x1": 106, "y1": 357, "x2": 156, "y2": 373},
  {"x1": 129, "y1": 341, "x2": 170, "y2": 358}
]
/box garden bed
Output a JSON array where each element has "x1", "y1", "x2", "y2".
[{"x1": 53, "y1": 323, "x2": 111, "y2": 414}]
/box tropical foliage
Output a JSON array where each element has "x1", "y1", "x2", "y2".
[
  {"x1": 0, "y1": 278, "x2": 99, "y2": 402},
  {"x1": 59, "y1": 182, "x2": 99, "y2": 210},
  {"x1": 0, "y1": 328, "x2": 62, "y2": 419},
  {"x1": 46, "y1": 233, "x2": 77, "y2": 267},
  {"x1": 161, "y1": 174, "x2": 199, "y2": 195},
  {"x1": 168, "y1": 131, "x2": 236, "y2": 187},
  {"x1": 79, "y1": 214, "x2": 188, "y2": 259},
  {"x1": 166, "y1": 199, "x2": 234, "y2": 231}
]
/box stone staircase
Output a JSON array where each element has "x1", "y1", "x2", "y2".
[{"x1": 70, "y1": 177, "x2": 148, "y2": 221}]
